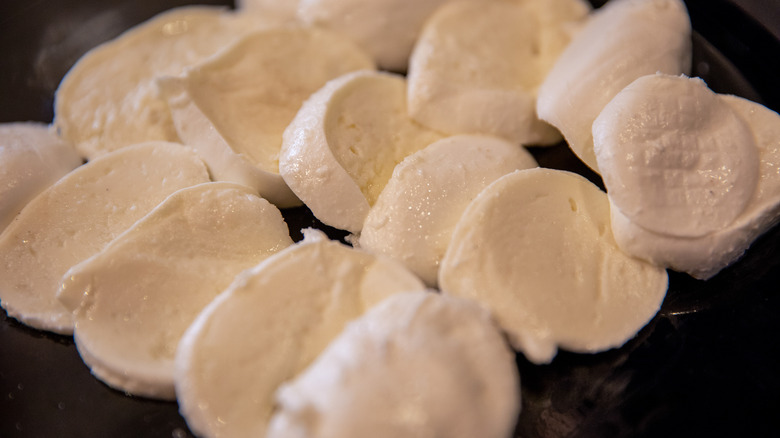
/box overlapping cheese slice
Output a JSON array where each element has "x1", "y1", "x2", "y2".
[
  {"x1": 174, "y1": 230, "x2": 424, "y2": 438},
  {"x1": 439, "y1": 168, "x2": 668, "y2": 364},
  {"x1": 54, "y1": 6, "x2": 261, "y2": 159},
  {"x1": 0, "y1": 142, "x2": 209, "y2": 334},
  {"x1": 159, "y1": 28, "x2": 375, "y2": 208},
  {"x1": 360, "y1": 135, "x2": 537, "y2": 287},
  {"x1": 595, "y1": 74, "x2": 780, "y2": 279},
  {"x1": 0, "y1": 122, "x2": 83, "y2": 232},
  {"x1": 536, "y1": 0, "x2": 691, "y2": 172},
  {"x1": 407, "y1": 0, "x2": 589, "y2": 146},
  {"x1": 266, "y1": 291, "x2": 520, "y2": 438},
  {"x1": 280, "y1": 70, "x2": 443, "y2": 233},
  {"x1": 57, "y1": 182, "x2": 293, "y2": 400}
]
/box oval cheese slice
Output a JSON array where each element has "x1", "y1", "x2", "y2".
[
  {"x1": 175, "y1": 230, "x2": 424, "y2": 438},
  {"x1": 57, "y1": 182, "x2": 293, "y2": 400},
  {"x1": 439, "y1": 168, "x2": 668, "y2": 364},
  {"x1": 0, "y1": 142, "x2": 209, "y2": 334},
  {"x1": 266, "y1": 291, "x2": 520, "y2": 438},
  {"x1": 360, "y1": 134, "x2": 537, "y2": 287}
]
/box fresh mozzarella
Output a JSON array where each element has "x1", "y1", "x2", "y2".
[
  {"x1": 175, "y1": 230, "x2": 424, "y2": 438},
  {"x1": 439, "y1": 168, "x2": 668, "y2": 364},
  {"x1": 236, "y1": 0, "x2": 301, "y2": 24},
  {"x1": 360, "y1": 134, "x2": 537, "y2": 286},
  {"x1": 266, "y1": 291, "x2": 520, "y2": 438}
]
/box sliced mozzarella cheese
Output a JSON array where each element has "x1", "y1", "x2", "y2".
[
  {"x1": 536, "y1": 0, "x2": 691, "y2": 172},
  {"x1": 439, "y1": 168, "x2": 668, "y2": 364},
  {"x1": 407, "y1": 0, "x2": 589, "y2": 146},
  {"x1": 57, "y1": 182, "x2": 293, "y2": 400},
  {"x1": 0, "y1": 142, "x2": 209, "y2": 334},
  {"x1": 159, "y1": 28, "x2": 374, "y2": 208},
  {"x1": 236, "y1": 0, "x2": 301, "y2": 24},
  {"x1": 54, "y1": 7, "x2": 259, "y2": 159},
  {"x1": 174, "y1": 230, "x2": 424, "y2": 438},
  {"x1": 360, "y1": 134, "x2": 537, "y2": 287},
  {"x1": 0, "y1": 122, "x2": 83, "y2": 232},
  {"x1": 266, "y1": 291, "x2": 520, "y2": 438},
  {"x1": 280, "y1": 70, "x2": 443, "y2": 233}
]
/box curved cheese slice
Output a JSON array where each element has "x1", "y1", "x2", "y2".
[
  {"x1": 439, "y1": 168, "x2": 668, "y2": 364},
  {"x1": 266, "y1": 291, "x2": 520, "y2": 438},
  {"x1": 280, "y1": 70, "x2": 443, "y2": 233},
  {"x1": 57, "y1": 182, "x2": 293, "y2": 400},
  {"x1": 360, "y1": 135, "x2": 537, "y2": 286},
  {"x1": 407, "y1": 0, "x2": 589, "y2": 146},
  {"x1": 0, "y1": 122, "x2": 83, "y2": 232},
  {"x1": 0, "y1": 142, "x2": 209, "y2": 334},
  {"x1": 175, "y1": 230, "x2": 424, "y2": 438},
  {"x1": 536, "y1": 0, "x2": 691, "y2": 172}
]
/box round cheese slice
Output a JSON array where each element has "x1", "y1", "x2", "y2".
[
  {"x1": 174, "y1": 230, "x2": 424, "y2": 438},
  {"x1": 439, "y1": 168, "x2": 668, "y2": 364},
  {"x1": 266, "y1": 291, "x2": 520, "y2": 438},
  {"x1": 0, "y1": 142, "x2": 209, "y2": 334},
  {"x1": 57, "y1": 182, "x2": 293, "y2": 400},
  {"x1": 360, "y1": 134, "x2": 537, "y2": 286}
]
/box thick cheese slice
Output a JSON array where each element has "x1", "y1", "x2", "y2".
[
  {"x1": 0, "y1": 142, "x2": 209, "y2": 334},
  {"x1": 439, "y1": 168, "x2": 668, "y2": 364},
  {"x1": 280, "y1": 70, "x2": 443, "y2": 233},
  {"x1": 266, "y1": 291, "x2": 520, "y2": 438},
  {"x1": 57, "y1": 182, "x2": 293, "y2": 400},
  {"x1": 0, "y1": 122, "x2": 83, "y2": 232},
  {"x1": 536, "y1": 0, "x2": 691, "y2": 172},
  {"x1": 174, "y1": 230, "x2": 424, "y2": 438},
  {"x1": 360, "y1": 134, "x2": 537, "y2": 286},
  {"x1": 159, "y1": 28, "x2": 374, "y2": 208}
]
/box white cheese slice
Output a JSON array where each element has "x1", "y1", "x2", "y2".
[
  {"x1": 360, "y1": 134, "x2": 537, "y2": 287},
  {"x1": 236, "y1": 0, "x2": 301, "y2": 24},
  {"x1": 439, "y1": 168, "x2": 668, "y2": 364},
  {"x1": 407, "y1": 0, "x2": 589, "y2": 146},
  {"x1": 280, "y1": 70, "x2": 443, "y2": 233},
  {"x1": 0, "y1": 122, "x2": 83, "y2": 232},
  {"x1": 57, "y1": 182, "x2": 293, "y2": 400},
  {"x1": 174, "y1": 230, "x2": 424, "y2": 438},
  {"x1": 0, "y1": 142, "x2": 209, "y2": 334},
  {"x1": 159, "y1": 28, "x2": 375, "y2": 208},
  {"x1": 536, "y1": 0, "x2": 691, "y2": 172},
  {"x1": 266, "y1": 291, "x2": 520, "y2": 438}
]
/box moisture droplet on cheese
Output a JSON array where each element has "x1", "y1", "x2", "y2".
[
  {"x1": 174, "y1": 230, "x2": 424, "y2": 438},
  {"x1": 439, "y1": 168, "x2": 668, "y2": 364},
  {"x1": 279, "y1": 70, "x2": 443, "y2": 233},
  {"x1": 159, "y1": 27, "x2": 375, "y2": 208},
  {"x1": 0, "y1": 142, "x2": 210, "y2": 334},
  {"x1": 360, "y1": 134, "x2": 537, "y2": 287},
  {"x1": 57, "y1": 182, "x2": 293, "y2": 400},
  {"x1": 266, "y1": 291, "x2": 520, "y2": 438},
  {"x1": 536, "y1": 0, "x2": 692, "y2": 172}
]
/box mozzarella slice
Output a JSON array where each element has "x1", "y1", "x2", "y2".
[
  {"x1": 0, "y1": 122, "x2": 83, "y2": 232},
  {"x1": 57, "y1": 182, "x2": 293, "y2": 400},
  {"x1": 536, "y1": 0, "x2": 691, "y2": 172},
  {"x1": 54, "y1": 7, "x2": 259, "y2": 159},
  {"x1": 407, "y1": 0, "x2": 589, "y2": 146},
  {"x1": 280, "y1": 70, "x2": 443, "y2": 233},
  {"x1": 360, "y1": 135, "x2": 537, "y2": 287},
  {"x1": 0, "y1": 142, "x2": 209, "y2": 334},
  {"x1": 439, "y1": 168, "x2": 668, "y2": 364},
  {"x1": 174, "y1": 230, "x2": 424, "y2": 438},
  {"x1": 236, "y1": 0, "x2": 301, "y2": 24},
  {"x1": 159, "y1": 28, "x2": 374, "y2": 208},
  {"x1": 266, "y1": 291, "x2": 520, "y2": 438}
]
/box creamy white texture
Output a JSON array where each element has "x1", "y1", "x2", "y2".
[
  {"x1": 360, "y1": 134, "x2": 537, "y2": 286},
  {"x1": 236, "y1": 0, "x2": 301, "y2": 24},
  {"x1": 175, "y1": 230, "x2": 424, "y2": 438},
  {"x1": 439, "y1": 168, "x2": 668, "y2": 364},
  {"x1": 0, "y1": 142, "x2": 209, "y2": 334},
  {"x1": 266, "y1": 291, "x2": 520, "y2": 438}
]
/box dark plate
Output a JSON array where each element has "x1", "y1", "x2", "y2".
[{"x1": 1, "y1": 1, "x2": 779, "y2": 437}]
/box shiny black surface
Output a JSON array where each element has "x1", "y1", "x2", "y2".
[{"x1": 1, "y1": 1, "x2": 779, "y2": 437}]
